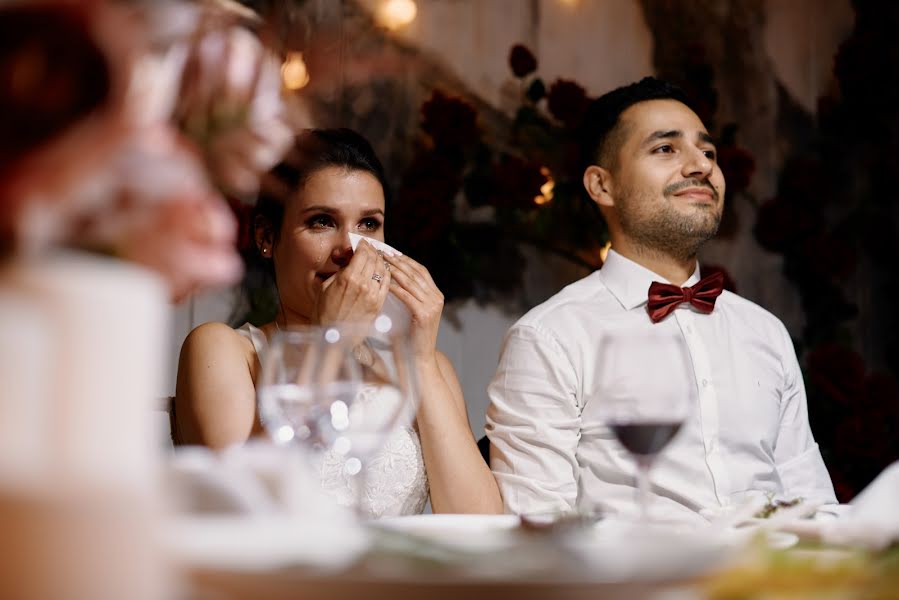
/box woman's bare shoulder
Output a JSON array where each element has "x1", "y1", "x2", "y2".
[{"x1": 181, "y1": 321, "x2": 255, "y2": 362}]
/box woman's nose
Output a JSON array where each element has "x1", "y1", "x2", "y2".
[{"x1": 331, "y1": 234, "x2": 353, "y2": 267}]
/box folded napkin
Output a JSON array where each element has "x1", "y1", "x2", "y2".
[
  {"x1": 821, "y1": 461, "x2": 899, "y2": 550},
  {"x1": 165, "y1": 441, "x2": 351, "y2": 522}
]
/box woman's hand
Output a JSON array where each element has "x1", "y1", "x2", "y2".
[
  {"x1": 316, "y1": 240, "x2": 391, "y2": 326},
  {"x1": 384, "y1": 253, "x2": 444, "y2": 363}
]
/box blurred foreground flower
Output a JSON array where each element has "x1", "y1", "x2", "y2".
[
  {"x1": 0, "y1": 0, "x2": 295, "y2": 301},
  {"x1": 160, "y1": 0, "x2": 294, "y2": 199}
]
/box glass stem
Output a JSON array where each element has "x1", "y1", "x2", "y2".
[{"x1": 635, "y1": 456, "x2": 653, "y2": 522}]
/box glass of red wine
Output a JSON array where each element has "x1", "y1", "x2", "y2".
[{"x1": 599, "y1": 328, "x2": 693, "y2": 523}]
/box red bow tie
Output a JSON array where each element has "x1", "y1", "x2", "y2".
[{"x1": 646, "y1": 272, "x2": 725, "y2": 323}]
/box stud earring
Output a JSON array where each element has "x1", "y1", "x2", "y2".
[{"x1": 261, "y1": 248, "x2": 268, "y2": 255}]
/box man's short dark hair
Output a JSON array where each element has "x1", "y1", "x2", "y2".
[{"x1": 581, "y1": 77, "x2": 692, "y2": 170}]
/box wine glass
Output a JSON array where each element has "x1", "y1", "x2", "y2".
[
  {"x1": 597, "y1": 327, "x2": 693, "y2": 523},
  {"x1": 256, "y1": 318, "x2": 419, "y2": 518}
]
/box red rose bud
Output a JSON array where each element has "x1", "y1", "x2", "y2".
[
  {"x1": 508, "y1": 44, "x2": 537, "y2": 78},
  {"x1": 547, "y1": 79, "x2": 588, "y2": 127}
]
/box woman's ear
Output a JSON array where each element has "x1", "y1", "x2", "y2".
[
  {"x1": 583, "y1": 165, "x2": 615, "y2": 209},
  {"x1": 254, "y1": 215, "x2": 274, "y2": 258}
]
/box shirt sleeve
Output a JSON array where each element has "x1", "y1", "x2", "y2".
[
  {"x1": 774, "y1": 323, "x2": 838, "y2": 505},
  {"x1": 485, "y1": 323, "x2": 582, "y2": 514}
]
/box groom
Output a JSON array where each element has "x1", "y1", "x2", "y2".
[{"x1": 485, "y1": 77, "x2": 837, "y2": 521}]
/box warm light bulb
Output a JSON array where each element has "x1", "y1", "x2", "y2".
[
  {"x1": 377, "y1": 0, "x2": 417, "y2": 30},
  {"x1": 599, "y1": 240, "x2": 612, "y2": 263},
  {"x1": 534, "y1": 167, "x2": 555, "y2": 205},
  {"x1": 281, "y1": 52, "x2": 309, "y2": 90}
]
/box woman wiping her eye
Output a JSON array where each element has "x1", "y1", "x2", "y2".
[{"x1": 173, "y1": 128, "x2": 503, "y2": 516}]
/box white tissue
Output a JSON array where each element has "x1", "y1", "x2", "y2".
[
  {"x1": 348, "y1": 232, "x2": 402, "y2": 257},
  {"x1": 348, "y1": 233, "x2": 411, "y2": 332}
]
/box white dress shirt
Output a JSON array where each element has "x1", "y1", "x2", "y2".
[{"x1": 486, "y1": 249, "x2": 836, "y2": 522}]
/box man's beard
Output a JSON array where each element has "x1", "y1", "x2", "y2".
[{"x1": 617, "y1": 187, "x2": 722, "y2": 259}]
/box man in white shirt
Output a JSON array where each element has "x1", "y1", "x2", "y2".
[{"x1": 485, "y1": 77, "x2": 836, "y2": 522}]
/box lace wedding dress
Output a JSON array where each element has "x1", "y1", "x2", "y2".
[{"x1": 238, "y1": 323, "x2": 429, "y2": 518}]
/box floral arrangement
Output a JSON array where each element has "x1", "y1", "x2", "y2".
[
  {"x1": 0, "y1": 0, "x2": 294, "y2": 302},
  {"x1": 387, "y1": 45, "x2": 610, "y2": 306}
]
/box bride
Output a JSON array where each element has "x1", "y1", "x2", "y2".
[{"x1": 173, "y1": 128, "x2": 502, "y2": 517}]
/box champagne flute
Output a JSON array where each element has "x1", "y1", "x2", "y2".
[
  {"x1": 598, "y1": 328, "x2": 693, "y2": 523},
  {"x1": 256, "y1": 319, "x2": 419, "y2": 518}
]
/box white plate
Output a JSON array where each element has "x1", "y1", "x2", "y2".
[
  {"x1": 164, "y1": 515, "x2": 370, "y2": 572},
  {"x1": 374, "y1": 514, "x2": 520, "y2": 552}
]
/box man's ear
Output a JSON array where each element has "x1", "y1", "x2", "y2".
[
  {"x1": 254, "y1": 216, "x2": 274, "y2": 257},
  {"x1": 583, "y1": 165, "x2": 614, "y2": 208}
]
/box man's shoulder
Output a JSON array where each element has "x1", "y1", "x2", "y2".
[
  {"x1": 718, "y1": 290, "x2": 791, "y2": 340},
  {"x1": 512, "y1": 271, "x2": 617, "y2": 335}
]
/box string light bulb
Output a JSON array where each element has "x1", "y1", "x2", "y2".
[
  {"x1": 376, "y1": 0, "x2": 417, "y2": 30},
  {"x1": 534, "y1": 167, "x2": 555, "y2": 205},
  {"x1": 281, "y1": 51, "x2": 309, "y2": 90}
]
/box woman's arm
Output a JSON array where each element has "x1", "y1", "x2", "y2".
[
  {"x1": 384, "y1": 253, "x2": 504, "y2": 514},
  {"x1": 416, "y1": 351, "x2": 504, "y2": 514},
  {"x1": 174, "y1": 322, "x2": 258, "y2": 449}
]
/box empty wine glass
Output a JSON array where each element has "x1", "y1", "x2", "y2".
[
  {"x1": 597, "y1": 327, "x2": 694, "y2": 523},
  {"x1": 256, "y1": 318, "x2": 419, "y2": 518}
]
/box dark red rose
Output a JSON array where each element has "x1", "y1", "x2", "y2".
[
  {"x1": 699, "y1": 264, "x2": 737, "y2": 294},
  {"x1": 859, "y1": 372, "x2": 899, "y2": 424},
  {"x1": 753, "y1": 196, "x2": 822, "y2": 253},
  {"x1": 547, "y1": 79, "x2": 589, "y2": 127},
  {"x1": 806, "y1": 343, "x2": 866, "y2": 407},
  {"x1": 780, "y1": 158, "x2": 832, "y2": 207},
  {"x1": 834, "y1": 415, "x2": 892, "y2": 461},
  {"x1": 391, "y1": 152, "x2": 460, "y2": 247},
  {"x1": 420, "y1": 90, "x2": 479, "y2": 149},
  {"x1": 508, "y1": 44, "x2": 537, "y2": 79},
  {"x1": 799, "y1": 232, "x2": 858, "y2": 281},
  {"x1": 717, "y1": 145, "x2": 755, "y2": 194},
  {"x1": 489, "y1": 154, "x2": 547, "y2": 212}
]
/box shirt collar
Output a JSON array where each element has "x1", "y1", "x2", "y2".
[{"x1": 598, "y1": 249, "x2": 702, "y2": 310}]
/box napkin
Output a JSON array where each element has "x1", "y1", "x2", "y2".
[
  {"x1": 348, "y1": 233, "x2": 410, "y2": 332},
  {"x1": 165, "y1": 441, "x2": 349, "y2": 521},
  {"x1": 821, "y1": 461, "x2": 899, "y2": 549},
  {"x1": 163, "y1": 442, "x2": 370, "y2": 571}
]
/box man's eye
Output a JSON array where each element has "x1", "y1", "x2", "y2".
[
  {"x1": 653, "y1": 145, "x2": 674, "y2": 154},
  {"x1": 703, "y1": 150, "x2": 717, "y2": 160}
]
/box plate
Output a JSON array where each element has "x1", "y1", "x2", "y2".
[
  {"x1": 164, "y1": 515, "x2": 370, "y2": 572},
  {"x1": 373, "y1": 514, "x2": 520, "y2": 552}
]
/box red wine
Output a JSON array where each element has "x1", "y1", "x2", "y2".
[{"x1": 610, "y1": 421, "x2": 682, "y2": 456}]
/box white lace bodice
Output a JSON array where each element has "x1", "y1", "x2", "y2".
[{"x1": 237, "y1": 323, "x2": 429, "y2": 518}]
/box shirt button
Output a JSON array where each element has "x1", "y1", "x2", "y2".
[
  {"x1": 685, "y1": 325, "x2": 693, "y2": 334},
  {"x1": 702, "y1": 378, "x2": 709, "y2": 387}
]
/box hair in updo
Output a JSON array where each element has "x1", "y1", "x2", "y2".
[
  {"x1": 233, "y1": 128, "x2": 389, "y2": 325},
  {"x1": 253, "y1": 128, "x2": 390, "y2": 243}
]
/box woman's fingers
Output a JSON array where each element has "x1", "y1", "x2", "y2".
[{"x1": 384, "y1": 254, "x2": 432, "y2": 301}]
